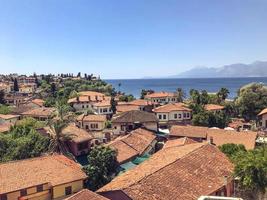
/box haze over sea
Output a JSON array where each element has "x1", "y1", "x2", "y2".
[{"x1": 106, "y1": 77, "x2": 267, "y2": 99}]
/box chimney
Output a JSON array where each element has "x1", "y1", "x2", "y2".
[{"x1": 208, "y1": 136, "x2": 214, "y2": 145}]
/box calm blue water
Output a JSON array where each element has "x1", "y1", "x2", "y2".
[{"x1": 106, "y1": 77, "x2": 267, "y2": 99}]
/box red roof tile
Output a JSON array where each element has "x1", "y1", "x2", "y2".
[
  {"x1": 65, "y1": 189, "x2": 108, "y2": 200},
  {"x1": 153, "y1": 103, "x2": 191, "y2": 113}
]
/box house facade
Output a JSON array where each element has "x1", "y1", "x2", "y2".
[
  {"x1": 111, "y1": 110, "x2": 158, "y2": 134},
  {"x1": 153, "y1": 103, "x2": 192, "y2": 128},
  {"x1": 258, "y1": 108, "x2": 267, "y2": 129},
  {"x1": 76, "y1": 114, "x2": 106, "y2": 131},
  {"x1": 68, "y1": 91, "x2": 111, "y2": 112},
  {"x1": 0, "y1": 155, "x2": 87, "y2": 200},
  {"x1": 145, "y1": 91, "x2": 178, "y2": 105}
]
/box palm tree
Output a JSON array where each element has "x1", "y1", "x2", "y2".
[
  {"x1": 217, "y1": 88, "x2": 230, "y2": 103},
  {"x1": 176, "y1": 88, "x2": 186, "y2": 102},
  {"x1": 47, "y1": 100, "x2": 75, "y2": 156}
]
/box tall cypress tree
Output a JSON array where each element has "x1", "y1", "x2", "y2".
[{"x1": 14, "y1": 78, "x2": 19, "y2": 92}]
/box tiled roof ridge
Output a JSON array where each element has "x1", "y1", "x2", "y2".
[
  {"x1": 119, "y1": 143, "x2": 207, "y2": 190},
  {"x1": 0, "y1": 154, "x2": 53, "y2": 166}
]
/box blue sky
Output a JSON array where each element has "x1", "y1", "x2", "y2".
[{"x1": 0, "y1": 0, "x2": 267, "y2": 79}]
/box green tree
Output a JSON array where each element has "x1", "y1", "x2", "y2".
[
  {"x1": 233, "y1": 147, "x2": 267, "y2": 199},
  {"x1": 217, "y1": 87, "x2": 230, "y2": 103},
  {"x1": 219, "y1": 143, "x2": 246, "y2": 159},
  {"x1": 110, "y1": 97, "x2": 117, "y2": 114},
  {"x1": 15, "y1": 117, "x2": 45, "y2": 129},
  {"x1": 0, "y1": 126, "x2": 49, "y2": 162},
  {"x1": 14, "y1": 78, "x2": 19, "y2": 92},
  {"x1": 119, "y1": 94, "x2": 135, "y2": 102},
  {"x1": 176, "y1": 88, "x2": 186, "y2": 102},
  {"x1": 0, "y1": 105, "x2": 11, "y2": 114},
  {"x1": 140, "y1": 89, "x2": 154, "y2": 99},
  {"x1": 84, "y1": 146, "x2": 118, "y2": 191},
  {"x1": 235, "y1": 83, "x2": 267, "y2": 120},
  {"x1": 190, "y1": 89, "x2": 201, "y2": 104}
]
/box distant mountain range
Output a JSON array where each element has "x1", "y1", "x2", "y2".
[{"x1": 169, "y1": 61, "x2": 267, "y2": 78}]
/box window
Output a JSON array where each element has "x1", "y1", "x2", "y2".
[
  {"x1": 90, "y1": 124, "x2": 98, "y2": 129},
  {"x1": 187, "y1": 113, "x2": 190, "y2": 118},
  {"x1": 65, "y1": 186, "x2": 72, "y2": 196},
  {"x1": 20, "y1": 189, "x2": 27, "y2": 196},
  {"x1": 178, "y1": 114, "x2": 182, "y2": 118},
  {"x1": 183, "y1": 113, "x2": 186, "y2": 118},
  {"x1": 103, "y1": 108, "x2": 108, "y2": 113},
  {"x1": 163, "y1": 115, "x2": 166, "y2": 119},
  {"x1": 37, "y1": 185, "x2": 43, "y2": 192},
  {"x1": 85, "y1": 125, "x2": 89, "y2": 130},
  {"x1": 174, "y1": 114, "x2": 177, "y2": 119},
  {"x1": 158, "y1": 114, "x2": 162, "y2": 120},
  {"x1": 82, "y1": 105, "x2": 84, "y2": 108},
  {"x1": 0, "y1": 194, "x2": 7, "y2": 200}
]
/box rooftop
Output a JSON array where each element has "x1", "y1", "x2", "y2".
[
  {"x1": 0, "y1": 114, "x2": 20, "y2": 120},
  {"x1": 153, "y1": 102, "x2": 191, "y2": 113},
  {"x1": 258, "y1": 108, "x2": 267, "y2": 116},
  {"x1": 65, "y1": 189, "x2": 108, "y2": 200},
  {"x1": 145, "y1": 91, "x2": 176, "y2": 98},
  {"x1": 204, "y1": 104, "x2": 224, "y2": 111},
  {"x1": 0, "y1": 155, "x2": 87, "y2": 194},
  {"x1": 21, "y1": 107, "x2": 55, "y2": 117},
  {"x1": 163, "y1": 137, "x2": 197, "y2": 149},
  {"x1": 112, "y1": 110, "x2": 158, "y2": 123},
  {"x1": 77, "y1": 114, "x2": 106, "y2": 122},
  {"x1": 98, "y1": 143, "x2": 234, "y2": 200}
]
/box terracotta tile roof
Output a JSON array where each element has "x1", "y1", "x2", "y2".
[
  {"x1": 62, "y1": 124, "x2": 93, "y2": 143},
  {"x1": 0, "y1": 114, "x2": 20, "y2": 120},
  {"x1": 92, "y1": 100, "x2": 111, "y2": 107},
  {"x1": 116, "y1": 105, "x2": 140, "y2": 113},
  {"x1": 112, "y1": 110, "x2": 158, "y2": 123},
  {"x1": 163, "y1": 137, "x2": 197, "y2": 149},
  {"x1": 108, "y1": 140, "x2": 139, "y2": 164},
  {"x1": 79, "y1": 91, "x2": 106, "y2": 97},
  {"x1": 170, "y1": 125, "x2": 257, "y2": 150},
  {"x1": 129, "y1": 99, "x2": 155, "y2": 106},
  {"x1": 258, "y1": 108, "x2": 267, "y2": 116},
  {"x1": 98, "y1": 143, "x2": 234, "y2": 200},
  {"x1": 204, "y1": 104, "x2": 224, "y2": 111},
  {"x1": 207, "y1": 129, "x2": 257, "y2": 150},
  {"x1": 31, "y1": 98, "x2": 44, "y2": 107},
  {"x1": 65, "y1": 189, "x2": 108, "y2": 200},
  {"x1": 170, "y1": 125, "x2": 208, "y2": 138},
  {"x1": 145, "y1": 91, "x2": 176, "y2": 98},
  {"x1": 0, "y1": 122, "x2": 12, "y2": 133},
  {"x1": 21, "y1": 107, "x2": 55, "y2": 117},
  {"x1": 77, "y1": 114, "x2": 106, "y2": 122},
  {"x1": 107, "y1": 128, "x2": 156, "y2": 164},
  {"x1": 0, "y1": 155, "x2": 87, "y2": 194},
  {"x1": 153, "y1": 103, "x2": 191, "y2": 113}
]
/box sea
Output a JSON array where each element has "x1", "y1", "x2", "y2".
[{"x1": 106, "y1": 77, "x2": 267, "y2": 99}]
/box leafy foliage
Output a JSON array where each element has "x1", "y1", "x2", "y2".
[
  {"x1": 0, "y1": 125, "x2": 49, "y2": 162},
  {"x1": 119, "y1": 94, "x2": 135, "y2": 102},
  {"x1": 235, "y1": 83, "x2": 267, "y2": 120},
  {"x1": 0, "y1": 105, "x2": 12, "y2": 114},
  {"x1": 219, "y1": 143, "x2": 246, "y2": 158},
  {"x1": 84, "y1": 146, "x2": 118, "y2": 191},
  {"x1": 15, "y1": 117, "x2": 46, "y2": 129}
]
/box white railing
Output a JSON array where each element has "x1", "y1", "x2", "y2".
[{"x1": 198, "y1": 196, "x2": 243, "y2": 200}]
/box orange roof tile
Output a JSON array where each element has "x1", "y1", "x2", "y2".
[
  {"x1": 0, "y1": 155, "x2": 87, "y2": 194},
  {"x1": 31, "y1": 99, "x2": 44, "y2": 107},
  {"x1": 112, "y1": 110, "x2": 158, "y2": 123},
  {"x1": 77, "y1": 114, "x2": 106, "y2": 122},
  {"x1": 258, "y1": 108, "x2": 267, "y2": 116},
  {"x1": 107, "y1": 128, "x2": 156, "y2": 164},
  {"x1": 170, "y1": 125, "x2": 208, "y2": 138},
  {"x1": 0, "y1": 122, "x2": 12, "y2": 133},
  {"x1": 163, "y1": 137, "x2": 197, "y2": 149},
  {"x1": 116, "y1": 105, "x2": 140, "y2": 113},
  {"x1": 153, "y1": 103, "x2": 191, "y2": 113},
  {"x1": 0, "y1": 114, "x2": 20, "y2": 120},
  {"x1": 62, "y1": 124, "x2": 93, "y2": 143},
  {"x1": 65, "y1": 189, "x2": 108, "y2": 200},
  {"x1": 204, "y1": 104, "x2": 224, "y2": 111},
  {"x1": 98, "y1": 143, "x2": 234, "y2": 200},
  {"x1": 207, "y1": 129, "x2": 257, "y2": 150},
  {"x1": 145, "y1": 92, "x2": 176, "y2": 98},
  {"x1": 93, "y1": 101, "x2": 111, "y2": 107},
  {"x1": 170, "y1": 125, "x2": 257, "y2": 150},
  {"x1": 21, "y1": 107, "x2": 55, "y2": 117}
]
